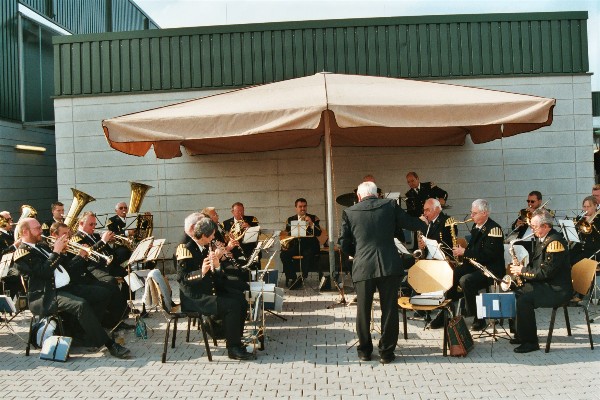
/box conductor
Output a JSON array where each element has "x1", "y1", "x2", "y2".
[{"x1": 338, "y1": 181, "x2": 426, "y2": 364}]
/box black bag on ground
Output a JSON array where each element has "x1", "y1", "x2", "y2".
[{"x1": 447, "y1": 315, "x2": 474, "y2": 357}]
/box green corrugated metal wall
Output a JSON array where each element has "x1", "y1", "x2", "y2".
[
  {"x1": 0, "y1": 0, "x2": 158, "y2": 122},
  {"x1": 0, "y1": 0, "x2": 20, "y2": 121},
  {"x1": 53, "y1": 12, "x2": 589, "y2": 97},
  {"x1": 593, "y1": 92, "x2": 600, "y2": 117}
]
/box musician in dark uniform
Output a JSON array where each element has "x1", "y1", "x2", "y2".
[
  {"x1": 106, "y1": 202, "x2": 134, "y2": 268},
  {"x1": 222, "y1": 202, "x2": 259, "y2": 265},
  {"x1": 570, "y1": 196, "x2": 600, "y2": 264},
  {"x1": 13, "y1": 218, "x2": 130, "y2": 358},
  {"x1": 509, "y1": 191, "x2": 547, "y2": 257},
  {"x1": 41, "y1": 202, "x2": 64, "y2": 236},
  {"x1": 0, "y1": 212, "x2": 23, "y2": 298},
  {"x1": 176, "y1": 215, "x2": 254, "y2": 361},
  {"x1": 451, "y1": 199, "x2": 505, "y2": 331},
  {"x1": 73, "y1": 212, "x2": 121, "y2": 281},
  {"x1": 280, "y1": 198, "x2": 322, "y2": 289},
  {"x1": 509, "y1": 210, "x2": 572, "y2": 353},
  {"x1": 339, "y1": 181, "x2": 427, "y2": 364},
  {"x1": 405, "y1": 172, "x2": 448, "y2": 249}
]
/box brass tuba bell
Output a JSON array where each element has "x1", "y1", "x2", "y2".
[
  {"x1": 64, "y1": 188, "x2": 96, "y2": 231},
  {"x1": 129, "y1": 182, "x2": 153, "y2": 242},
  {"x1": 18, "y1": 204, "x2": 38, "y2": 222}
]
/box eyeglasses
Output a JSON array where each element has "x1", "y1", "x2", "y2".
[
  {"x1": 526, "y1": 200, "x2": 536, "y2": 204},
  {"x1": 118, "y1": 207, "x2": 128, "y2": 210}
]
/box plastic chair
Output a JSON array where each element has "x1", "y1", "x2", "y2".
[
  {"x1": 545, "y1": 258, "x2": 596, "y2": 353},
  {"x1": 398, "y1": 260, "x2": 454, "y2": 356}
]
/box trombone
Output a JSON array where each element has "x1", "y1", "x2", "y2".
[{"x1": 42, "y1": 235, "x2": 113, "y2": 265}]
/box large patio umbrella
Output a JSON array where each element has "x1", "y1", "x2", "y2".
[{"x1": 102, "y1": 72, "x2": 555, "y2": 272}]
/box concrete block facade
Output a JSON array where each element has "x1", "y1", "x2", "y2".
[{"x1": 54, "y1": 74, "x2": 593, "y2": 256}]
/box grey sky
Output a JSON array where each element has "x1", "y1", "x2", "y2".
[{"x1": 134, "y1": 0, "x2": 598, "y2": 90}]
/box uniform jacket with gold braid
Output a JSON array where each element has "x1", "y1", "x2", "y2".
[
  {"x1": 176, "y1": 239, "x2": 226, "y2": 315},
  {"x1": 521, "y1": 229, "x2": 572, "y2": 293},
  {"x1": 106, "y1": 215, "x2": 127, "y2": 236},
  {"x1": 462, "y1": 218, "x2": 505, "y2": 278},
  {"x1": 13, "y1": 242, "x2": 79, "y2": 316},
  {"x1": 423, "y1": 212, "x2": 456, "y2": 260}
]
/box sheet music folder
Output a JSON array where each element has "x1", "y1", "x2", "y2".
[{"x1": 290, "y1": 220, "x2": 308, "y2": 237}]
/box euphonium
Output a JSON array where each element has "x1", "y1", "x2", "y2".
[
  {"x1": 64, "y1": 188, "x2": 96, "y2": 231},
  {"x1": 42, "y1": 234, "x2": 113, "y2": 265}
]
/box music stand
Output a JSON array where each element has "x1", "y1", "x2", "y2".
[
  {"x1": 287, "y1": 220, "x2": 315, "y2": 290},
  {"x1": 122, "y1": 237, "x2": 154, "y2": 318},
  {"x1": 559, "y1": 219, "x2": 580, "y2": 244}
]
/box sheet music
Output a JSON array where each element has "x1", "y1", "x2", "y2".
[
  {"x1": 423, "y1": 237, "x2": 445, "y2": 261},
  {"x1": 394, "y1": 238, "x2": 411, "y2": 255},
  {"x1": 0, "y1": 253, "x2": 13, "y2": 278},
  {"x1": 242, "y1": 226, "x2": 260, "y2": 244},
  {"x1": 128, "y1": 237, "x2": 154, "y2": 264},
  {"x1": 385, "y1": 192, "x2": 401, "y2": 205},
  {"x1": 289, "y1": 221, "x2": 308, "y2": 237},
  {"x1": 558, "y1": 219, "x2": 580, "y2": 243},
  {"x1": 146, "y1": 239, "x2": 165, "y2": 261}
]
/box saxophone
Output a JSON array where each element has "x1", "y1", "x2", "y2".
[
  {"x1": 444, "y1": 217, "x2": 473, "y2": 266},
  {"x1": 412, "y1": 231, "x2": 424, "y2": 259},
  {"x1": 500, "y1": 232, "x2": 535, "y2": 291}
]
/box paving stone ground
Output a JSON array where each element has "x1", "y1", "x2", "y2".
[{"x1": 1, "y1": 274, "x2": 599, "y2": 399}]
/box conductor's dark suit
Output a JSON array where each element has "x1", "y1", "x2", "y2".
[{"x1": 338, "y1": 196, "x2": 426, "y2": 360}]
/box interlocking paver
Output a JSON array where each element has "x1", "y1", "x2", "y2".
[{"x1": 1, "y1": 274, "x2": 599, "y2": 399}]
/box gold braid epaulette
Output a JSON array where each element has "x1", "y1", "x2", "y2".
[
  {"x1": 488, "y1": 227, "x2": 503, "y2": 238},
  {"x1": 13, "y1": 248, "x2": 29, "y2": 261},
  {"x1": 71, "y1": 236, "x2": 82, "y2": 243},
  {"x1": 176, "y1": 244, "x2": 193, "y2": 260},
  {"x1": 546, "y1": 241, "x2": 565, "y2": 253},
  {"x1": 251, "y1": 216, "x2": 259, "y2": 224}
]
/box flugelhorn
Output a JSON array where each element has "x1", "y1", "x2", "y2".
[{"x1": 42, "y1": 234, "x2": 113, "y2": 265}]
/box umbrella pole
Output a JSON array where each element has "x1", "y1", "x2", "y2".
[{"x1": 323, "y1": 112, "x2": 336, "y2": 278}]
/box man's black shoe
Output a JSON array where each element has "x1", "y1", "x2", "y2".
[
  {"x1": 509, "y1": 338, "x2": 522, "y2": 345},
  {"x1": 470, "y1": 319, "x2": 487, "y2": 331},
  {"x1": 228, "y1": 346, "x2": 255, "y2": 361},
  {"x1": 107, "y1": 342, "x2": 131, "y2": 358},
  {"x1": 514, "y1": 342, "x2": 540, "y2": 353},
  {"x1": 379, "y1": 354, "x2": 396, "y2": 364},
  {"x1": 429, "y1": 311, "x2": 445, "y2": 329},
  {"x1": 358, "y1": 353, "x2": 371, "y2": 361}
]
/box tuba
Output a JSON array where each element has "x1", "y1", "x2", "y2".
[
  {"x1": 64, "y1": 188, "x2": 96, "y2": 231},
  {"x1": 129, "y1": 182, "x2": 153, "y2": 242},
  {"x1": 18, "y1": 204, "x2": 38, "y2": 222}
]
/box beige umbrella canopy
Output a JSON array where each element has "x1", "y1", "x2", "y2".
[
  {"x1": 102, "y1": 72, "x2": 555, "y2": 159},
  {"x1": 102, "y1": 72, "x2": 555, "y2": 273}
]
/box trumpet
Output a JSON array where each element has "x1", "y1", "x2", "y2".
[
  {"x1": 113, "y1": 233, "x2": 134, "y2": 249},
  {"x1": 42, "y1": 235, "x2": 113, "y2": 265}
]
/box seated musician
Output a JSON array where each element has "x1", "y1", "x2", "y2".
[
  {"x1": 405, "y1": 172, "x2": 448, "y2": 249},
  {"x1": 419, "y1": 198, "x2": 457, "y2": 329},
  {"x1": 222, "y1": 202, "x2": 259, "y2": 266},
  {"x1": 0, "y1": 212, "x2": 23, "y2": 298},
  {"x1": 509, "y1": 210, "x2": 572, "y2": 353},
  {"x1": 280, "y1": 198, "x2": 322, "y2": 289},
  {"x1": 202, "y1": 207, "x2": 247, "y2": 279},
  {"x1": 176, "y1": 215, "x2": 254, "y2": 361},
  {"x1": 41, "y1": 202, "x2": 64, "y2": 236},
  {"x1": 51, "y1": 222, "x2": 128, "y2": 330},
  {"x1": 13, "y1": 218, "x2": 130, "y2": 358},
  {"x1": 106, "y1": 202, "x2": 134, "y2": 268},
  {"x1": 450, "y1": 199, "x2": 505, "y2": 331},
  {"x1": 570, "y1": 196, "x2": 600, "y2": 265},
  {"x1": 510, "y1": 191, "x2": 547, "y2": 257}
]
